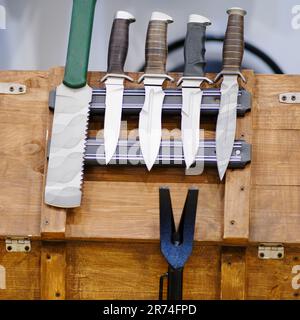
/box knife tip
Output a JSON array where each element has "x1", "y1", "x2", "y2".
[{"x1": 218, "y1": 167, "x2": 226, "y2": 181}]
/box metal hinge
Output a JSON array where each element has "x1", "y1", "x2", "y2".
[
  {"x1": 5, "y1": 237, "x2": 31, "y2": 253},
  {"x1": 258, "y1": 243, "x2": 284, "y2": 260}
]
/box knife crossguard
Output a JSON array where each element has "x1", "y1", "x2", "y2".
[
  {"x1": 215, "y1": 7, "x2": 247, "y2": 83},
  {"x1": 177, "y1": 76, "x2": 213, "y2": 87}
]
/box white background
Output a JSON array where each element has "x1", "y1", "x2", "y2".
[{"x1": 0, "y1": 0, "x2": 299, "y2": 73}]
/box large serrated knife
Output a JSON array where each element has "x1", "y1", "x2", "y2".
[
  {"x1": 45, "y1": 0, "x2": 97, "y2": 208},
  {"x1": 138, "y1": 12, "x2": 173, "y2": 171},
  {"x1": 215, "y1": 7, "x2": 247, "y2": 180},
  {"x1": 177, "y1": 14, "x2": 212, "y2": 169},
  {"x1": 101, "y1": 11, "x2": 135, "y2": 164}
]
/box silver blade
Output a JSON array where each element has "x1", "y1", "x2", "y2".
[
  {"x1": 181, "y1": 80, "x2": 204, "y2": 169},
  {"x1": 216, "y1": 75, "x2": 239, "y2": 180},
  {"x1": 104, "y1": 77, "x2": 124, "y2": 164},
  {"x1": 139, "y1": 78, "x2": 165, "y2": 171},
  {"x1": 45, "y1": 83, "x2": 92, "y2": 208}
]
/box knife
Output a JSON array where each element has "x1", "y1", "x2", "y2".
[
  {"x1": 177, "y1": 14, "x2": 212, "y2": 169},
  {"x1": 101, "y1": 11, "x2": 135, "y2": 164},
  {"x1": 138, "y1": 12, "x2": 174, "y2": 171},
  {"x1": 0, "y1": 83, "x2": 26, "y2": 95},
  {"x1": 215, "y1": 7, "x2": 247, "y2": 180},
  {"x1": 45, "y1": 0, "x2": 97, "y2": 208}
]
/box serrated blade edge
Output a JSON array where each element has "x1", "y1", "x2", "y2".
[{"x1": 45, "y1": 83, "x2": 92, "y2": 208}]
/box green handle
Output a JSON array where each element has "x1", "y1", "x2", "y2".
[{"x1": 63, "y1": 0, "x2": 97, "y2": 88}]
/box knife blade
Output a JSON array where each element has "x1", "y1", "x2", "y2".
[
  {"x1": 45, "y1": 0, "x2": 97, "y2": 208},
  {"x1": 138, "y1": 12, "x2": 173, "y2": 171},
  {"x1": 101, "y1": 11, "x2": 135, "y2": 164},
  {"x1": 215, "y1": 7, "x2": 247, "y2": 180},
  {"x1": 177, "y1": 14, "x2": 212, "y2": 169}
]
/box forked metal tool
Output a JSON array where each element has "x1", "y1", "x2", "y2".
[{"x1": 159, "y1": 187, "x2": 198, "y2": 300}]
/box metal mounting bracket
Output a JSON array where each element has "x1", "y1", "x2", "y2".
[
  {"x1": 47, "y1": 138, "x2": 250, "y2": 169},
  {"x1": 49, "y1": 88, "x2": 251, "y2": 117},
  {"x1": 0, "y1": 83, "x2": 26, "y2": 95},
  {"x1": 258, "y1": 243, "x2": 284, "y2": 260},
  {"x1": 5, "y1": 237, "x2": 31, "y2": 253},
  {"x1": 279, "y1": 93, "x2": 300, "y2": 104}
]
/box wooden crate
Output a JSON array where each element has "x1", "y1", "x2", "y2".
[{"x1": 0, "y1": 69, "x2": 300, "y2": 300}]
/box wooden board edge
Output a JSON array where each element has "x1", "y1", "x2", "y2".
[{"x1": 223, "y1": 70, "x2": 255, "y2": 243}]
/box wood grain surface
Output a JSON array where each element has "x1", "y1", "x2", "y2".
[
  {"x1": 0, "y1": 71, "x2": 49, "y2": 238},
  {"x1": 1, "y1": 70, "x2": 300, "y2": 245},
  {"x1": 41, "y1": 242, "x2": 66, "y2": 300},
  {"x1": 223, "y1": 71, "x2": 254, "y2": 243},
  {"x1": 2, "y1": 69, "x2": 300, "y2": 300},
  {"x1": 221, "y1": 247, "x2": 246, "y2": 300},
  {"x1": 0, "y1": 241, "x2": 298, "y2": 300}
]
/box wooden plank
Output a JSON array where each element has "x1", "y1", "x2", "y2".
[
  {"x1": 250, "y1": 185, "x2": 300, "y2": 243},
  {"x1": 247, "y1": 246, "x2": 300, "y2": 300},
  {"x1": 66, "y1": 242, "x2": 220, "y2": 300},
  {"x1": 64, "y1": 70, "x2": 225, "y2": 242},
  {"x1": 0, "y1": 241, "x2": 40, "y2": 299},
  {"x1": 40, "y1": 68, "x2": 67, "y2": 240},
  {"x1": 223, "y1": 71, "x2": 255, "y2": 243},
  {"x1": 0, "y1": 71, "x2": 49, "y2": 238},
  {"x1": 41, "y1": 242, "x2": 66, "y2": 300},
  {"x1": 252, "y1": 129, "x2": 300, "y2": 186},
  {"x1": 66, "y1": 181, "x2": 223, "y2": 242},
  {"x1": 221, "y1": 247, "x2": 246, "y2": 300},
  {"x1": 254, "y1": 75, "x2": 300, "y2": 130}
]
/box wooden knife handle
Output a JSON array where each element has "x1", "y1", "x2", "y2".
[
  {"x1": 107, "y1": 12, "x2": 135, "y2": 74},
  {"x1": 183, "y1": 15, "x2": 211, "y2": 77},
  {"x1": 63, "y1": 0, "x2": 97, "y2": 88},
  {"x1": 145, "y1": 12, "x2": 173, "y2": 75},
  {"x1": 222, "y1": 8, "x2": 247, "y2": 73}
]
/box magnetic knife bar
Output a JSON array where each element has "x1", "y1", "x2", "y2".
[
  {"x1": 83, "y1": 139, "x2": 251, "y2": 169},
  {"x1": 49, "y1": 88, "x2": 251, "y2": 116}
]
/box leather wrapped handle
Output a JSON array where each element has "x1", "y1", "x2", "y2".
[
  {"x1": 222, "y1": 8, "x2": 247, "y2": 73},
  {"x1": 145, "y1": 13, "x2": 173, "y2": 74},
  {"x1": 183, "y1": 16, "x2": 211, "y2": 77},
  {"x1": 63, "y1": 0, "x2": 97, "y2": 89},
  {"x1": 107, "y1": 12, "x2": 135, "y2": 74}
]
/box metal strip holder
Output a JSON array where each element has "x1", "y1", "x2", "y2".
[{"x1": 49, "y1": 88, "x2": 251, "y2": 116}]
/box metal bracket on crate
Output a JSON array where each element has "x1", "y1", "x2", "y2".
[
  {"x1": 258, "y1": 244, "x2": 284, "y2": 260},
  {"x1": 159, "y1": 187, "x2": 198, "y2": 300},
  {"x1": 279, "y1": 93, "x2": 300, "y2": 104},
  {"x1": 5, "y1": 237, "x2": 31, "y2": 253},
  {"x1": 49, "y1": 88, "x2": 251, "y2": 116},
  {"x1": 0, "y1": 83, "x2": 26, "y2": 95}
]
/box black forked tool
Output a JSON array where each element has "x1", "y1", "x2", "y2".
[{"x1": 159, "y1": 187, "x2": 199, "y2": 300}]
